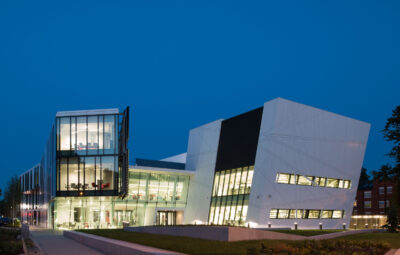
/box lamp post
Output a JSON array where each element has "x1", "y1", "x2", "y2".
[{"x1": 11, "y1": 206, "x2": 14, "y2": 227}]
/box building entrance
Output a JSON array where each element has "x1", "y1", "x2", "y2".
[{"x1": 156, "y1": 211, "x2": 176, "y2": 226}]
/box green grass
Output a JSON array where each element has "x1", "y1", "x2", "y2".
[
  {"x1": 269, "y1": 229, "x2": 345, "y2": 236},
  {"x1": 78, "y1": 229, "x2": 392, "y2": 255},
  {"x1": 0, "y1": 228, "x2": 23, "y2": 255},
  {"x1": 335, "y1": 231, "x2": 400, "y2": 248}
]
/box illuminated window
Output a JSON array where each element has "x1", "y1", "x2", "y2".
[
  {"x1": 364, "y1": 201, "x2": 371, "y2": 208},
  {"x1": 276, "y1": 173, "x2": 290, "y2": 184},
  {"x1": 364, "y1": 191, "x2": 371, "y2": 199},
  {"x1": 275, "y1": 173, "x2": 350, "y2": 189},
  {"x1": 308, "y1": 210, "x2": 320, "y2": 219},
  {"x1": 277, "y1": 209, "x2": 289, "y2": 219},
  {"x1": 269, "y1": 209, "x2": 277, "y2": 219},
  {"x1": 332, "y1": 210, "x2": 343, "y2": 219},
  {"x1": 379, "y1": 201, "x2": 385, "y2": 208},
  {"x1": 289, "y1": 174, "x2": 297, "y2": 184},
  {"x1": 269, "y1": 208, "x2": 344, "y2": 219},
  {"x1": 321, "y1": 210, "x2": 333, "y2": 219},
  {"x1": 326, "y1": 178, "x2": 339, "y2": 188},
  {"x1": 297, "y1": 175, "x2": 312, "y2": 186}
]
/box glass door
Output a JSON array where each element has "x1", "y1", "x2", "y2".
[{"x1": 156, "y1": 211, "x2": 176, "y2": 226}]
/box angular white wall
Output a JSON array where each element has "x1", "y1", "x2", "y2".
[
  {"x1": 247, "y1": 98, "x2": 370, "y2": 229},
  {"x1": 184, "y1": 120, "x2": 222, "y2": 224}
]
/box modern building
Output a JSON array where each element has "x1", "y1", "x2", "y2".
[{"x1": 20, "y1": 98, "x2": 370, "y2": 230}]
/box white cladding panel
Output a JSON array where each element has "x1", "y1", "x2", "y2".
[
  {"x1": 183, "y1": 120, "x2": 222, "y2": 224},
  {"x1": 247, "y1": 98, "x2": 370, "y2": 229}
]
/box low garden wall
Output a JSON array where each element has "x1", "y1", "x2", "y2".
[{"x1": 124, "y1": 226, "x2": 306, "y2": 241}]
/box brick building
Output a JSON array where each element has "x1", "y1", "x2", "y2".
[{"x1": 351, "y1": 179, "x2": 398, "y2": 229}]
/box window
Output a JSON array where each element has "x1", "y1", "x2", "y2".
[
  {"x1": 60, "y1": 117, "x2": 71, "y2": 151},
  {"x1": 326, "y1": 178, "x2": 339, "y2": 188},
  {"x1": 319, "y1": 177, "x2": 327, "y2": 187},
  {"x1": 269, "y1": 209, "x2": 277, "y2": 219},
  {"x1": 87, "y1": 116, "x2": 98, "y2": 154},
  {"x1": 387, "y1": 200, "x2": 390, "y2": 207},
  {"x1": 364, "y1": 201, "x2": 371, "y2": 208},
  {"x1": 353, "y1": 201, "x2": 357, "y2": 207},
  {"x1": 289, "y1": 174, "x2": 297, "y2": 185},
  {"x1": 77, "y1": 117, "x2": 87, "y2": 152},
  {"x1": 275, "y1": 173, "x2": 350, "y2": 189},
  {"x1": 387, "y1": 186, "x2": 392, "y2": 194},
  {"x1": 269, "y1": 209, "x2": 344, "y2": 219},
  {"x1": 364, "y1": 191, "x2": 371, "y2": 199},
  {"x1": 308, "y1": 210, "x2": 320, "y2": 219},
  {"x1": 60, "y1": 158, "x2": 68, "y2": 191},
  {"x1": 379, "y1": 201, "x2": 385, "y2": 209},
  {"x1": 321, "y1": 210, "x2": 333, "y2": 219},
  {"x1": 289, "y1": 209, "x2": 296, "y2": 219},
  {"x1": 343, "y1": 180, "x2": 351, "y2": 189},
  {"x1": 332, "y1": 210, "x2": 344, "y2": 219},
  {"x1": 277, "y1": 209, "x2": 289, "y2": 219},
  {"x1": 102, "y1": 156, "x2": 115, "y2": 190},
  {"x1": 276, "y1": 173, "x2": 290, "y2": 184},
  {"x1": 85, "y1": 157, "x2": 95, "y2": 190},
  {"x1": 209, "y1": 166, "x2": 253, "y2": 225},
  {"x1": 104, "y1": 115, "x2": 115, "y2": 153},
  {"x1": 297, "y1": 175, "x2": 312, "y2": 186},
  {"x1": 379, "y1": 187, "x2": 385, "y2": 195}
]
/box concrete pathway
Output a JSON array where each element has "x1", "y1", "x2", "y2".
[{"x1": 30, "y1": 228, "x2": 104, "y2": 255}]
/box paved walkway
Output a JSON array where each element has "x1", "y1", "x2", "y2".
[{"x1": 30, "y1": 227, "x2": 104, "y2": 255}]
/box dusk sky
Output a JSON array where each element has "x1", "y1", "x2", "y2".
[{"x1": 0, "y1": 0, "x2": 399, "y2": 193}]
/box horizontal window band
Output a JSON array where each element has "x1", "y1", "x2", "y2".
[
  {"x1": 275, "y1": 172, "x2": 351, "y2": 189},
  {"x1": 269, "y1": 208, "x2": 345, "y2": 219}
]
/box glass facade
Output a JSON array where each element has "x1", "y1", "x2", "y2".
[
  {"x1": 276, "y1": 173, "x2": 351, "y2": 189},
  {"x1": 208, "y1": 166, "x2": 254, "y2": 225},
  {"x1": 57, "y1": 114, "x2": 117, "y2": 155},
  {"x1": 53, "y1": 169, "x2": 190, "y2": 229},
  {"x1": 128, "y1": 170, "x2": 190, "y2": 206},
  {"x1": 269, "y1": 209, "x2": 345, "y2": 219},
  {"x1": 56, "y1": 114, "x2": 119, "y2": 196}
]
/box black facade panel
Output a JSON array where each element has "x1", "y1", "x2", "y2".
[{"x1": 215, "y1": 107, "x2": 263, "y2": 171}]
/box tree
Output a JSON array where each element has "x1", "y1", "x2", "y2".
[
  {"x1": 386, "y1": 196, "x2": 399, "y2": 232},
  {"x1": 383, "y1": 105, "x2": 400, "y2": 161},
  {"x1": 1, "y1": 175, "x2": 21, "y2": 220},
  {"x1": 358, "y1": 167, "x2": 372, "y2": 190},
  {"x1": 382, "y1": 105, "x2": 400, "y2": 231}
]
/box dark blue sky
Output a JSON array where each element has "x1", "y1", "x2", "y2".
[{"x1": 0, "y1": 0, "x2": 399, "y2": 193}]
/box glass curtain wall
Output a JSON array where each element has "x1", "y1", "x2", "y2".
[
  {"x1": 57, "y1": 114, "x2": 117, "y2": 155},
  {"x1": 58, "y1": 156, "x2": 117, "y2": 192},
  {"x1": 56, "y1": 114, "x2": 119, "y2": 196},
  {"x1": 128, "y1": 170, "x2": 190, "y2": 206},
  {"x1": 208, "y1": 166, "x2": 254, "y2": 226}
]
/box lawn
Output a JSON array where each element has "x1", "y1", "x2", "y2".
[
  {"x1": 335, "y1": 231, "x2": 400, "y2": 248},
  {"x1": 0, "y1": 228, "x2": 23, "y2": 255},
  {"x1": 269, "y1": 229, "x2": 345, "y2": 236},
  {"x1": 79, "y1": 229, "x2": 391, "y2": 255}
]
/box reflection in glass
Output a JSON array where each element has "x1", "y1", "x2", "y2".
[
  {"x1": 77, "y1": 117, "x2": 87, "y2": 151},
  {"x1": 88, "y1": 116, "x2": 98, "y2": 153},
  {"x1": 60, "y1": 117, "x2": 70, "y2": 150},
  {"x1": 104, "y1": 115, "x2": 115, "y2": 153},
  {"x1": 85, "y1": 157, "x2": 95, "y2": 190},
  {"x1": 102, "y1": 156, "x2": 115, "y2": 190},
  {"x1": 60, "y1": 158, "x2": 68, "y2": 191},
  {"x1": 69, "y1": 158, "x2": 79, "y2": 190}
]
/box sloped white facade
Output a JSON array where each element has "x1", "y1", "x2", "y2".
[
  {"x1": 184, "y1": 98, "x2": 370, "y2": 229},
  {"x1": 184, "y1": 120, "x2": 222, "y2": 224}
]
